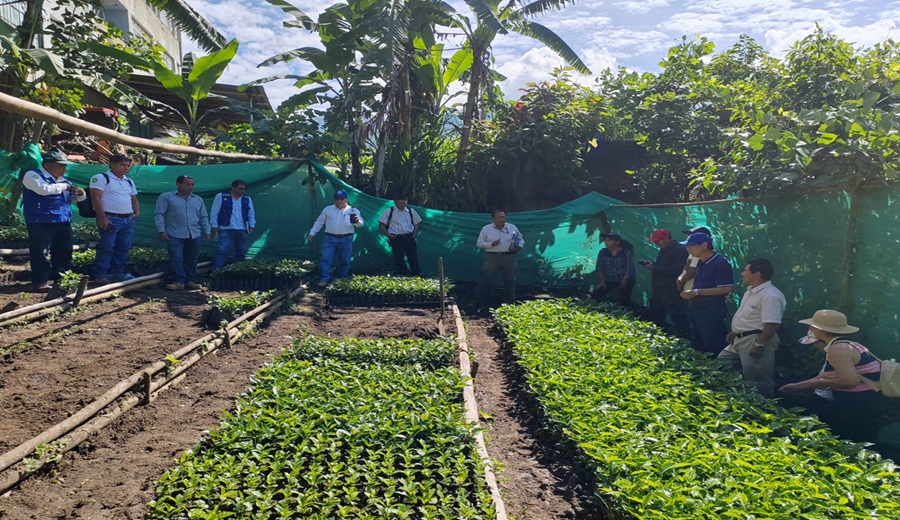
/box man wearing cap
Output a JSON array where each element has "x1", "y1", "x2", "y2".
[
  {"x1": 21, "y1": 151, "x2": 86, "y2": 292},
  {"x1": 378, "y1": 194, "x2": 421, "y2": 275},
  {"x1": 641, "y1": 229, "x2": 691, "y2": 337},
  {"x1": 473, "y1": 210, "x2": 524, "y2": 306},
  {"x1": 677, "y1": 226, "x2": 712, "y2": 291},
  {"x1": 680, "y1": 232, "x2": 735, "y2": 356},
  {"x1": 719, "y1": 259, "x2": 786, "y2": 397},
  {"x1": 90, "y1": 154, "x2": 140, "y2": 284},
  {"x1": 307, "y1": 190, "x2": 364, "y2": 287},
  {"x1": 210, "y1": 179, "x2": 256, "y2": 269},
  {"x1": 155, "y1": 175, "x2": 211, "y2": 290}
]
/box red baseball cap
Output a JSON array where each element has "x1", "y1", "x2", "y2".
[{"x1": 648, "y1": 229, "x2": 672, "y2": 242}]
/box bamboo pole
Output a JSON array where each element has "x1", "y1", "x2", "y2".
[
  {"x1": 452, "y1": 303, "x2": 509, "y2": 520},
  {"x1": 0, "y1": 92, "x2": 285, "y2": 161},
  {"x1": 0, "y1": 286, "x2": 298, "y2": 486}
]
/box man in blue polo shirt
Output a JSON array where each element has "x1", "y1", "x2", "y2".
[{"x1": 679, "y1": 232, "x2": 734, "y2": 356}]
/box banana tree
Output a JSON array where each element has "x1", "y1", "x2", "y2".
[
  {"x1": 453, "y1": 0, "x2": 592, "y2": 182},
  {"x1": 89, "y1": 39, "x2": 241, "y2": 163}
]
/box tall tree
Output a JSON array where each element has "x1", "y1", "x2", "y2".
[{"x1": 453, "y1": 0, "x2": 592, "y2": 185}]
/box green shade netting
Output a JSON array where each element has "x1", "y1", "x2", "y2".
[{"x1": 3, "y1": 154, "x2": 898, "y2": 357}]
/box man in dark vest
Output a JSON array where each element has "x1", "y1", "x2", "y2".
[
  {"x1": 210, "y1": 179, "x2": 256, "y2": 269},
  {"x1": 21, "y1": 151, "x2": 86, "y2": 292}
]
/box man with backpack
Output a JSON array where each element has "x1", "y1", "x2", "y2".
[
  {"x1": 378, "y1": 194, "x2": 422, "y2": 275},
  {"x1": 89, "y1": 154, "x2": 139, "y2": 284},
  {"x1": 210, "y1": 179, "x2": 256, "y2": 269},
  {"x1": 21, "y1": 151, "x2": 86, "y2": 292}
]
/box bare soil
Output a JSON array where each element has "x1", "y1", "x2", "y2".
[{"x1": 0, "y1": 280, "x2": 600, "y2": 519}]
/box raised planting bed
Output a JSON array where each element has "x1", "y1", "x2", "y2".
[
  {"x1": 128, "y1": 247, "x2": 170, "y2": 276},
  {"x1": 71, "y1": 249, "x2": 96, "y2": 275},
  {"x1": 211, "y1": 258, "x2": 313, "y2": 291},
  {"x1": 494, "y1": 299, "x2": 900, "y2": 519},
  {"x1": 0, "y1": 224, "x2": 28, "y2": 251},
  {"x1": 145, "y1": 335, "x2": 496, "y2": 519},
  {"x1": 326, "y1": 275, "x2": 452, "y2": 306},
  {"x1": 201, "y1": 290, "x2": 276, "y2": 328}
]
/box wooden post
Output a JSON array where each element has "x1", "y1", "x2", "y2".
[
  {"x1": 72, "y1": 276, "x2": 89, "y2": 307},
  {"x1": 142, "y1": 372, "x2": 151, "y2": 405},
  {"x1": 437, "y1": 257, "x2": 446, "y2": 336}
]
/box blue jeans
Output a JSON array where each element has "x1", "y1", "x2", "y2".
[
  {"x1": 27, "y1": 222, "x2": 73, "y2": 284},
  {"x1": 213, "y1": 229, "x2": 250, "y2": 269},
  {"x1": 318, "y1": 234, "x2": 353, "y2": 282},
  {"x1": 93, "y1": 215, "x2": 135, "y2": 278},
  {"x1": 167, "y1": 236, "x2": 201, "y2": 284}
]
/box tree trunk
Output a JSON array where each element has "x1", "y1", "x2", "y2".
[
  {"x1": 347, "y1": 115, "x2": 363, "y2": 187},
  {"x1": 454, "y1": 47, "x2": 484, "y2": 188}
]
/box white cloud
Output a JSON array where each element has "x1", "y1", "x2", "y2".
[{"x1": 614, "y1": 0, "x2": 672, "y2": 14}]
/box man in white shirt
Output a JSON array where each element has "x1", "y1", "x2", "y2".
[
  {"x1": 472, "y1": 210, "x2": 524, "y2": 306},
  {"x1": 21, "y1": 151, "x2": 86, "y2": 291},
  {"x1": 90, "y1": 154, "x2": 140, "y2": 283},
  {"x1": 307, "y1": 190, "x2": 365, "y2": 287},
  {"x1": 378, "y1": 194, "x2": 422, "y2": 275},
  {"x1": 719, "y1": 258, "x2": 786, "y2": 397}
]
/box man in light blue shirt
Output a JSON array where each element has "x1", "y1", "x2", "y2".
[
  {"x1": 210, "y1": 179, "x2": 256, "y2": 269},
  {"x1": 154, "y1": 175, "x2": 211, "y2": 290}
]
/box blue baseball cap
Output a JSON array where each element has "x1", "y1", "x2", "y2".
[
  {"x1": 333, "y1": 190, "x2": 348, "y2": 199},
  {"x1": 680, "y1": 232, "x2": 713, "y2": 247}
]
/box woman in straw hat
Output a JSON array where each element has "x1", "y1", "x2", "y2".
[{"x1": 779, "y1": 309, "x2": 883, "y2": 443}]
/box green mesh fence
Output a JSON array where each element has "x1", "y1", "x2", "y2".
[{"x1": 2, "y1": 151, "x2": 897, "y2": 358}]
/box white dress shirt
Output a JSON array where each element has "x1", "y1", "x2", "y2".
[
  {"x1": 731, "y1": 281, "x2": 786, "y2": 332},
  {"x1": 308, "y1": 204, "x2": 364, "y2": 236},
  {"x1": 476, "y1": 223, "x2": 524, "y2": 253}
]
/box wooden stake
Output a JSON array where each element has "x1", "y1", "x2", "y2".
[{"x1": 142, "y1": 372, "x2": 151, "y2": 406}]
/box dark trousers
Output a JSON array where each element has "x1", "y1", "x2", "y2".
[
  {"x1": 649, "y1": 287, "x2": 692, "y2": 338},
  {"x1": 474, "y1": 253, "x2": 518, "y2": 304},
  {"x1": 688, "y1": 297, "x2": 729, "y2": 355},
  {"x1": 592, "y1": 279, "x2": 635, "y2": 306},
  {"x1": 389, "y1": 234, "x2": 420, "y2": 275},
  {"x1": 27, "y1": 222, "x2": 73, "y2": 284}
]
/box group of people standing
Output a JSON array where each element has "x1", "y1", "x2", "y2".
[
  {"x1": 307, "y1": 193, "x2": 524, "y2": 307},
  {"x1": 20, "y1": 152, "x2": 256, "y2": 292},
  {"x1": 594, "y1": 225, "x2": 885, "y2": 443}
]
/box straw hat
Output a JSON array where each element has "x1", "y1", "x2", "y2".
[{"x1": 798, "y1": 309, "x2": 859, "y2": 334}]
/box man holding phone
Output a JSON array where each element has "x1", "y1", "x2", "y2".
[
  {"x1": 641, "y1": 229, "x2": 691, "y2": 338},
  {"x1": 307, "y1": 190, "x2": 365, "y2": 287}
]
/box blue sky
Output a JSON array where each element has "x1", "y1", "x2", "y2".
[{"x1": 185, "y1": 0, "x2": 899, "y2": 109}]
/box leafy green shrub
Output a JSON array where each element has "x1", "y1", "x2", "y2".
[
  {"x1": 288, "y1": 335, "x2": 456, "y2": 370},
  {"x1": 327, "y1": 275, "x2": 451, "y2": 297},
  {"x1": 207, "y1": 290, "x2": 275, "y2": 320},
  {"x1": 146, "y1": 338, "x2": 494, "y2": 519},
  {"x1": 72, "y1": 221, "x2": 99, "y2": 243},
  {"x1": 494, "y1": 299, "x2": 900, "y2": 519},
  {"x1": 0, "y1": 222, "x2": 27, "y2": 242},
  {"x1": 212, "y1": 258, "x2": 313, "y2": 282},
  {"x1": 128, "y1": 247, "x2": 169, "y2": 274},
  {"x1": 71, "y1": 249, "x2": 96, "y2": 268},
  {"x1": 57, "y1": 270, "x2": 83, "y2": 293}
]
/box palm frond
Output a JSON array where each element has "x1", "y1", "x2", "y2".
[
  {"x1": 462, "y1": 0, "x2": 507, "y2": 35},
  {"x1": 264, "y1": 0, "x2": 317, "y2": 30},
  {"x1": 147, "y1": 0, "x2": 226, "y2": 53},
  {"x1": 513, "y1": 20, "x2": 590, "y2": 74}
]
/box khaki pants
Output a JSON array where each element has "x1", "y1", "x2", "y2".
[{"x1": 718, "y1": 333, "x2": 778, "y2": 397}]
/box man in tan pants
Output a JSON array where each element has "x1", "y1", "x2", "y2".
[{"x1": 719, "y1": 258, "x2": 786, "y2": 397}]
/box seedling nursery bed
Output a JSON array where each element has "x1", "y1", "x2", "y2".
[{"x1": 0, "y1": 283, "x2": 592, "y2": 519}]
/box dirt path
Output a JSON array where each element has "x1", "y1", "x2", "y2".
[
  {"x1": 461, "y1": 309, "x2": 603, "y2": 520},
  {"x1": 0, "y1": 295, "x2": 600, "y2": 519}
]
